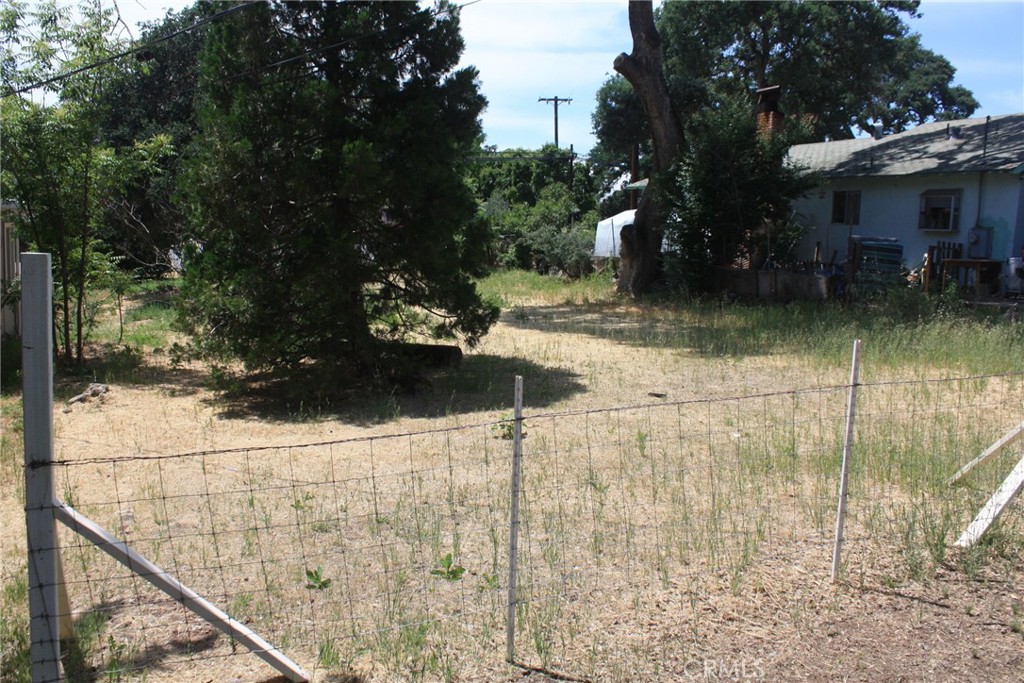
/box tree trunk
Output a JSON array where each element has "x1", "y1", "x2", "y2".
[{"x1": 613, "y1": 0, "x2": 685, "y2": 295}]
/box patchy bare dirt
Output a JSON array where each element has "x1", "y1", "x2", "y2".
[{"x1": 2, "y1": 298, "x2": 1023, "y2": 683}]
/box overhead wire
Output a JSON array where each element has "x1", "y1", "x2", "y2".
[
  {"x1": 4, "y1": 0, "x2": 479, "y2": 100},
  {"x1": 2, "y1": 1, "x2": 259, "y2": 98}
]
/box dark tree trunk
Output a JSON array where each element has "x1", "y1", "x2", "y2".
[{"x1": 613, "y1": 0, "x2": 685, "y2": 295}]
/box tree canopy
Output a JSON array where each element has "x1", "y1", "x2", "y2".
[
  {"x1": 468, "y1": 144, "x2": 599, "y2": 277},
  {"x1": 663, "y1": 97, "x2": 813, "y2": 292},
  {"x1": 176, "y1": 1, "x2": 497, "y2": 383},
  {"x1": 588, "y1": 0, "x2": 978, "y2": 296},
  {"x1": 655, "y1": 0, "x2": 978, "y2": 140},
  {"x1": 2, "y1": 0, "x2": 171, "y2": 364},
  {"x1": 96, "y1": 3, "x2": 210, "y2": 274}
]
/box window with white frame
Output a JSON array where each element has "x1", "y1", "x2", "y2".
[
  {"x1": 831, "y1": 190, "x2": 860, "y2": 225},
  {"x1": 918, "y1": 189, "x2": 962, "y2": 231}
]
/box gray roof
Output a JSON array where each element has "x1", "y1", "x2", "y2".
[{"x1": 787, "y1": 114, "x2": 1024, "y2": 178}]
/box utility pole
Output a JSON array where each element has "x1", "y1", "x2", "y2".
[{"x1": 538, "y1": 96, "x2": 572, "y2": 148}]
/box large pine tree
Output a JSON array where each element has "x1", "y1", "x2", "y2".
[{"x1": 177, "y1": 1, "x2": 497, "y2": 383}]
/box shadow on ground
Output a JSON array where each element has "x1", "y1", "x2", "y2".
[
  {"x1": 498, "y1": 299, "x2": 828, "y2": 359},
  {"x1": 60, "y1": 600, "x2": 219, "y2": 683},
  {"x1": 53, "y1": 355, "x2": 209, "y2": 404},
  {"x1": 207, "y1": 352, "x2": 587, "y2": 424},
  {"x1": 499, "y1": 300, "x2": 714, "y2": 352}
]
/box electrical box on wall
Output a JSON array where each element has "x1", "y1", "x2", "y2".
[{"x1": 967, "y1": 225, "x2": 993, "y2": 259}]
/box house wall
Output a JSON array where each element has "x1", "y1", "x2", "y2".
[{"x1": 794, "y1": 171, "x2": 1024, "y2": 269}]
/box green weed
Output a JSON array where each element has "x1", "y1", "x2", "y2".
[{"x1": 430, "y1": 553, "x2": 466, "y2": 582}]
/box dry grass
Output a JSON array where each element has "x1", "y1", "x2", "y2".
[{"x1": 2, "y1": 283, "x2": 1023, "y2": 682}]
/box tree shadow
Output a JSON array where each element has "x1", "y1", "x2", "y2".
[
  {"x1": 499, "y1": 299, "x2": 775, "y2": 356},
  {"x1": 61, "y1": 600, "x2": 219, "y2": 683},
  {"x1": 497, "y1": 298, "x2": 851, "y2": 359},
  {"x1": 53, "y1": 356, "x2": 210, "y2": 404},
  {"x1": 207, "y1": 353, "x2": 587, "y2": 425}
]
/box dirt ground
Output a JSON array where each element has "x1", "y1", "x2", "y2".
[{"x1": 2, "y1": 298, "x2": 1023, "y2": 682}]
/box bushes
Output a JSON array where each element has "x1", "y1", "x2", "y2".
[
  {"x1": 1, "y1": 336, "x2": 21, "y2": 391},
  {"x1": 490, "y1": 184, "x2": 598, "y2": 278}
]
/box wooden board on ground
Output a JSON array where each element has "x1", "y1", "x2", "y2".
[
  {"x1": 954, "y1": 452, "x2": 1024, "y2": 548},
  {"x1": 948, "y1": 421, "x2": 1024, "y2": 485}
]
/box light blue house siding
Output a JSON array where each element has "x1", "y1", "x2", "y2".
[{"x1": 789, "y1": 114, "x2": 1024, "y2": 271}]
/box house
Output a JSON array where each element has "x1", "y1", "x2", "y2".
[{"x1": 788, "y1": 114, "x2": 1024, "y2": 294}]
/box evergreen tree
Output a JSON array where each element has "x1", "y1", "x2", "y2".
[
  {"x1": 177, "y1": 1, "x2": 497, "y2": 383},
  {"x1": 97, "y1": 2, "x2": 210, "y2": 274}
]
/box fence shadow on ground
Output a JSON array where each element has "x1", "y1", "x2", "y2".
[{"x1": 207, "y1": 353, "x2": 587, "y2": 424}]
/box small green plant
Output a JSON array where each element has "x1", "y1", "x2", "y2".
[
  {"x1": 291, "y1": 491, "x2": 315, "y2": 511},
  {"x1": 492, "y1": 414, "x2": 516, "y2": 440},
  {"x1": 635, "y1": 430, "x2": 648, "y2": 458},
  {"x1": 1010, "y1": 602, "x2": 1023, "y2": 637},
  {"x1": 304, "y1": 565, "x2": 332, "y2": 590},
  {"x1": 430, "y1": 553, "x2": 466, "y2": 582},
  {"x1": 318, "y1": 638, "x2": 343, "y2": 668},
  {"x1": 480, "y1": 572, "x2": 500, "y2": 591},
  {"x1": 102, "y1": 634, "x2": 129, "y2": 682}
]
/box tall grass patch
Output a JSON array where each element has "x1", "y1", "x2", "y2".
[{"x1": 477, "y1": 270, "x2": 1024, "y2": 374}]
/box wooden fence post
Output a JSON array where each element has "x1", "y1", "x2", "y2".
[{"x1": 21, "y1": 252, "x2": 61, "y2": 682}]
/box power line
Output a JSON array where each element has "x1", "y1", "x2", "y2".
[
  {"x1": 3, "y1": 1, "x2": 258, "y2": 98},
  {"x1": 5, "y1": 0, "x2": 480, "y2": 100}
]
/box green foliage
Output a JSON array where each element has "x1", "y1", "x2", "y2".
[
  {"x1": 490, "y1": 412, "x2": 529, "y2": 440},
  {"x1": 490, "y1": 183, "x2": 598, "y2": 277},
  {"x1": 305, "y1": 565, "x2": 332, "y2": 591},
  {"x1": 96, "y1": 4, "x2": 207, "y2": 275},
  {"x1": 591, "y1": 77, "x2": 649, "y2": 162},
  {"x1": 177, "y1": 2, "x2": 498, "y2": 386},
  {"x1": 469, "y1": 144, "x2": 600, "y2": 278},
  {"x1": 0, "y1": 569, "x2": 30, "y2": 683},
  {"x1": 656, "y1": 0, "x2": 976, "y2": 140},
  {"x1": 430, "y1": 553, "x2": 466, "y2": 582},
  {"x1": 1, "y1": 0, "x2": 174, "y2": 366},
  {"x1": 1, "y1": 336, "x2": 22, "y2": 391},
  {"x1": 663, "y1": 97, "x2": 814, "y2": 292}
]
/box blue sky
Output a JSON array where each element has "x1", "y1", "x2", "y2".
[{"x1": 118, "y1": 0, "x2": 1024, "y2": 156}]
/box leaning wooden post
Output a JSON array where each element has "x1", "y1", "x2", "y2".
[
  {"x1": 505, "y1": 376, "x2": 524, "y2": 663},
  {"x1": 831, "y1": 339, "x2": 862, "y2": 583},
  {"x1": 21, "y1": 253, "x2": 61, "y2": 682}
]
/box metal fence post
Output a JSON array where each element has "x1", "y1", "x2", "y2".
[
  {"x1": 505, "y1": 376, "x2": 524, "y2": 663},
  {"x1": 831, "y1": 339, "x2": 862, "y2": 583},
  {"x1": 21, "y1": 253, "x2": 61, "y2": 682}
]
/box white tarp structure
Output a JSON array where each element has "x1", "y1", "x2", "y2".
[{"x1": 593, "y1": 209, "x2": 636, "y2": 259}]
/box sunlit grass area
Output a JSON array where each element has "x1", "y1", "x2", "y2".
[{"x1": 478, "y1": 269, "x2": 1024, "y2": 375}]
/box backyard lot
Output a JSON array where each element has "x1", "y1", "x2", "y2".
[{"x1": 2, "y1": 274, "x2": 1023, "y2": 682}]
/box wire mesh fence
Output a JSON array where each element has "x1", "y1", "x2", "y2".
[{"x1": 24, "y1": 370, "x2": 1024, "y2": 681}]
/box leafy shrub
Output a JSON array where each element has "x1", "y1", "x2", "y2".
[{"x1": 1, "y1": 336, "x2": 22, "y2": 391}]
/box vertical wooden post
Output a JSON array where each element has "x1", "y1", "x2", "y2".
[
  {"x1": 505, "y1": 376, "x2": 524, "y2": 663},
  {"x1": 21, "y1": 253, "x2": 61, "y2": 682},
  {"x1": 831, "y1": 339, "x2": 862, "y2": 583}
]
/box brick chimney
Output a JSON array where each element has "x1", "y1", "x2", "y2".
[{"x1": 756, "y1": 85, "x2": 784, "y2": 137}]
